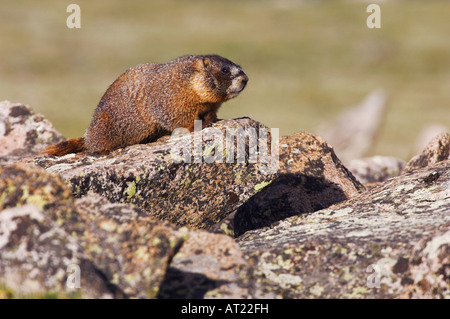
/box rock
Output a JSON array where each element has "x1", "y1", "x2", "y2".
[
  {"x1": 346, "y1": 156, "x2": 406, "y2": 185},
  {"x1": 403, "y1": 132, "x2": 450, "y2": 172},
  {"x1": 0, "y1": 101, "x2": 64, "y2": 163},
  {"x1": 316, "y1": 89, "x2": 388, "y2": 163},
  {"x1": 0, "y1": 165, "x2": 183, "y2": 298},
  {"x1": 400, "y1": 229, "x2": 450, "y2": 298},
  {"x1": 25, "y1": 117, "x2": 277, "y2": 230},
  {"x1": 0, "y1": 163, "x2": 274, "y2": 299},
  {"x1": 0, "y1": 163, "x2": 75, "y2": 216},
  {"x1": 0, "y1": 204, "x2": 115, "y2": 299},
  {"x1": 71, "y1": 194, "x2": 185, "y2": 298},
  {"x1": 237, "y1": 159, "x2": 450, "y2": 298},
  {"x1": 158, "y1": 230, "x2": 276, "y2": 299},
  {"x1": 218, "y1": 131, "x2": 365, "y2": 237},
  {"x1": 0, "y1": 164, "x2": 183, "y2": 298},
  {"x1": 76, "y1": 193, "x2": 271, "y2": 299}
]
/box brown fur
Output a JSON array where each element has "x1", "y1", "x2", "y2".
[{"x1": 41, "y1": 54, "x2": 248, "y2": 156}]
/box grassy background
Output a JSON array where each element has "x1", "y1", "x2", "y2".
[{"x1": 1, "y1": 0, "x2": 449, "y2": 160}]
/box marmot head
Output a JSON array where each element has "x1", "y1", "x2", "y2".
[{"x1": 190, "y1": 55, "x2": 248, "y2": 103}]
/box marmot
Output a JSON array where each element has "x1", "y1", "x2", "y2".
[{"x1": 42, "y1": 54, "x2": 248, "y2": 156}]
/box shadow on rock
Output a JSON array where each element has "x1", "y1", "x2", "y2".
[
  {"x1": 157, "y1": 268, "x2": 229, "y2": 299},
  {"x1": 232, "y1": 173, "x2": 349, "y2": 237}
]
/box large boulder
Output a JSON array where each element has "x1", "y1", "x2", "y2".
[
  {"x1": 26, "y1": 118, "x2": 277, "y2": 230},
  {"x1": 0, "y1": 164, "x2": 274, "y2": 298},
  {"x1": 219, "y1": 131, "x2": 365, "y2": 237},
  {"x1": 0, "y1": 204, "x2": 116, "y2": 299},
  {"x1": 237, "y1": 159, "x2": 450, "y2": 298},
  {"x1": 0, "y1": 164, "x2": 182, "y2": 298}
]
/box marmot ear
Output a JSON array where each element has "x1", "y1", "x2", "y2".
[{"x1": 202, "y1": 57, "x2": 211, "y2": 70}]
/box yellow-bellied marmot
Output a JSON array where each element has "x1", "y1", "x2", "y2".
[{"x1": 42, "y1": 54, "x2": 248, "y2": 156}]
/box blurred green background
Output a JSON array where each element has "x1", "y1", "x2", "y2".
[{"x1": 1, "y1": 0, "x2": 449, "y2": 160}]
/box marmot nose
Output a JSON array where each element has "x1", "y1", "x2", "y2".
[
  {"x1": 240, "y1": 73, "x2": 249, "y2": 86},
  {"x1": 238, "y1": 74, "x2": 248, "y2": 93}
]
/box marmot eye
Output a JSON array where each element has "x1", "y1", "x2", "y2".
[{"x1": 221, "y1": 67, "x2": 230, "y2": 74}]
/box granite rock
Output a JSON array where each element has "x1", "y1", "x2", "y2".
[
  {"x1": 0, "y1": 101, "x2": 64, "y2": 163},
  {"x1": 219, "y1": 131, "x2": 365, "y2": 237},
  {"x1": 237, "y1": 159, "x2": 450, "y2": 298},
  {"x1": 0, "y1": 164, "x2": 273, "y2": 298},
  {"x1": 0, "y1": 204, "x2": 115, "y2": 298},
  {"x1": 26, "y1": 118, "x2": 277, "y2": 230}
]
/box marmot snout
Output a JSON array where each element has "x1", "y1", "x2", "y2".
[{"x1": 42, "y1": 54, "x2": 248, "y2": 156}]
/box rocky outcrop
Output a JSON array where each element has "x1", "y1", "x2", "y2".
[
  {"x1": 23, "y1": 118, "x2": 277, "y2": 230},
  {"x1": 0, "y1": 204, "x2": 116, "y2": 299},
  {"x1": 0, "y1": 164, "x2": 273, "y2": 298},
  {"x1": 1, "y1": 101, "x2": 449, "y2": 299}
]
